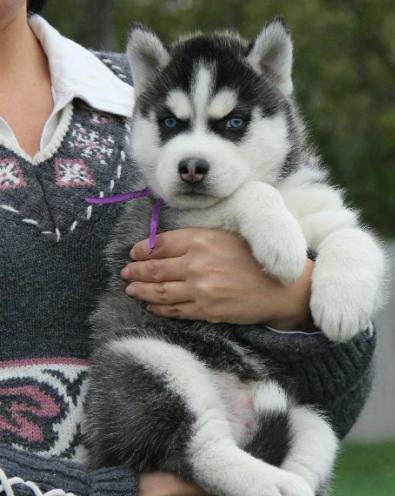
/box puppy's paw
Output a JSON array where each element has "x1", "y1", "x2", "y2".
[
  {"x1": 252, "y1": 229, "x2": 307, "y2": 285},
  {"x1": 263, "y1": 471, "x2": 314, "y2": 496},
  {"x1": 310, "y1": 278, "x2": 373, "y2": 342}
]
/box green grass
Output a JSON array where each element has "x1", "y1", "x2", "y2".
[{"x1": 332, "y1": 442, "x2": 395, "y2": 496}]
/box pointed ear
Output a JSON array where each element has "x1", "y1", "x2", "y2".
[
  {"x1": 247, "y1": 17, "x2": 293, "y2": 97},
  {"x1": 127, "y1": 23, "x2": 170, "y2": 96}
]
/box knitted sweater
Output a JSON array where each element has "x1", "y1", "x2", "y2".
[{"x1": 0, "y1": 53, "x2": 375, "y2": 496}]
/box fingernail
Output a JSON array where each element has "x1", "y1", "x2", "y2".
[
  {"x1": 130, "y1": 247, "x2": 136, "y2": 260},
  {"x1": 126, "y1": 284, "x2": 136, "y2": 296},
  {"x1": 120, "y1": 267, "x2": 130, "y2": 280}
]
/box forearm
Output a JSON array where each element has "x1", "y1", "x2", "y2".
[{"x1": 264, "y1": 258, "x2": 316, "y2": 331}]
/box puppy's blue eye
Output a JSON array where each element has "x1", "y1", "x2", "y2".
[
  {"x1": 162, "y1": 117, "x2": 178, "y2": 129},
  {"x1": 225, "y1": 117, "x2": 246, "y2": 129}
]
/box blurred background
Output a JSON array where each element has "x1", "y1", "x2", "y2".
[{"x1": 42, "y1": 0, "x2": 394, "y2": 494}]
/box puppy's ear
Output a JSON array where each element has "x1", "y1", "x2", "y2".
[
  {"x1": 127, "y1": 23, "x2": 170, "y2": 95},
  {"x1": 247, "y1": 17, "x2": 293, "y2": 97}
]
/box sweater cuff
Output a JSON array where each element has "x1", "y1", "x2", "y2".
[{"x1": 0, "y1": 445, "x2": 137, "y2": 496}]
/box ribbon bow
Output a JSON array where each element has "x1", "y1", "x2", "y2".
[{"x1": 85, "y1": 188, "x2": 164, "y2": 252}]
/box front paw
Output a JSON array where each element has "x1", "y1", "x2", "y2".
[
  {"x1": 252, "y1": 230, "x2": 307, "y2": 285},
  {"x1": 310, "y1": 281, "x2": 372, "y2": 342}
]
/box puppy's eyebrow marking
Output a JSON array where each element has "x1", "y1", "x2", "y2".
[
  {"x1": 207, "y1": 89, "x2": 238, "y2": 119},
  {"x1": 166, "y1": 90, "x2": 192, "y2": 120}
]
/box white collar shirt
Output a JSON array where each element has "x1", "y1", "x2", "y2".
[{"x1": 0, "y1": 15, "x2": 134, "y2": 161}]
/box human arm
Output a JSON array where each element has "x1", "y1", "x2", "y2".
[{"x1": 121, "y1": 228, "x2": 314, "y2": 329}]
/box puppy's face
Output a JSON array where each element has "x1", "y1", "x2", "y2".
[{"x1": 128, "y1": 20, "x2": 296, "y2": 209}]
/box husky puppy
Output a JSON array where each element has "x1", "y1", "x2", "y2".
[{"x1": 86, "y1": 19, "x2": 384, "y2": 496}]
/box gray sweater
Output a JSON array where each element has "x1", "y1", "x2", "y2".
[{"x1": 0, "y1": 53, "x2": 375, "y2": 496}]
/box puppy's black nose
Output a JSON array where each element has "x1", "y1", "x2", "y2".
[{"x1": 178, "y1": 158, "x2": 210, "y2": 183}]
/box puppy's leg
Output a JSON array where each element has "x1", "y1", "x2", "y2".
[
  {"x1": 189, "y1": 408, "x2": 313, "y2": 496},
  {"x1": 89, "y1": 337, "x2": 314, "y2": 496},
  {"x1": 281, "y1": 406, "x2": 338, "y2": 495},
  {"x1": 310, "y1": 227, "x2": 384, "y2": 341},
  {"x1": 232, "y1": 181, "x2": 308, "y2": 284}
]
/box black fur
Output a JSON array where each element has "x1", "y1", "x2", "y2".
[
  {"x1": 86, "y1": 346, "x2": 194, "y2": 472},
  {"x1": 244, "y1": 411, "x2": 291, "y2": 467}
]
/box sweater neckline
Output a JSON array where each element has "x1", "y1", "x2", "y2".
[
  {"x1": 0, "y1": 103, "x2": 74, "y2": 166},
  {"x1": 0, "y1": 100, "x2": 129, "y2": 244}
]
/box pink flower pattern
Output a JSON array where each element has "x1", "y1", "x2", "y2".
[
  {"x1": 0, "y1": 385, "x2": 61, "y2": 443},
  {"x1": 0, "y1": 359, "x2": 89, "y2": 461}
]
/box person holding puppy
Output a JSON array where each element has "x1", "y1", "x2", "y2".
[{"x1": 0, "y1": 1, "x2": 375, "y2": 495}]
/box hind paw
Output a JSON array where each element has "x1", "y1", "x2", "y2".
[{"x1": 259, "y1": 471, "x2": 314, "y2": 496}]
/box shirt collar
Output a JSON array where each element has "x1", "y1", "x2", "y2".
[{"x1": 28, "y1": 15, "x2": 134, "y2": 118}]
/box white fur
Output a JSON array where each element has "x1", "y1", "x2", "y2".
[
  {"x1": 278, "y1": 168, "x2": 358, "y2": 248},
  {"x1": 208, "y1": 88, "x2": 238, "y2": 119},
  {"x1": 239, "y1": 110, "x2": 291, "y2": 183},
  {"x1": 248, "y1": 20, "x2": 293, "y2": 97},
  {"x1": 166, "y1": 90, "x2": 192, "y2": 120},
  {"x1": 310, "y1": 227, "x2": 384, "y2": 341},
  {"x1": 193, "y1": 65, "x2": 213, "y2": 125},
  {"x1": 253, "y1": 381, "x2": 288, "y2": 413},
  {"x1": 282, "y1": 406, "x2": 338, "y2": 492}
]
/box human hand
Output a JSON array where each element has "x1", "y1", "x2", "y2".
[
  {"x1": 121, "y1": 228, "x2": 314, "y2": 329},
  {"x1": 138, "y1": 472, "x2": 208, "y2": 496}
]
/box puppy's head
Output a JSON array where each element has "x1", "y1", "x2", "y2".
[{"x1": 127, "y1": 19, "x2": 300, "y2": 209}]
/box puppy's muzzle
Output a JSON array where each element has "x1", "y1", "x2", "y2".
[{"x1": 178, "y1": 158, "x2": 209, "y2": 184}]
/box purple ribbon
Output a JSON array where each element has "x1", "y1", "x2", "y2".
[{"x1": 85, "y1": 188, "x2": 164, "y2": 253}]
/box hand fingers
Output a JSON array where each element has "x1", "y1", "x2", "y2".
[
  {"x1": 121, "y1": 256, "x2": 187, "y2": 282},
  {"x1": 126, "y1": 281, "x2": 193, "y2": 305},
  {"x1": 130, "y1": 230, "x2": 194, "y2": 261},
  {"x1": 146, "y1": 302, "x2": 208, "y2": 321}
]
